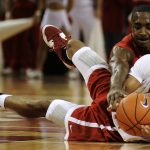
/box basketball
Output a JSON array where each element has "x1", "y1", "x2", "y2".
[{"x1": 116, "y1": 92, "x2": 150, "y2": 136}]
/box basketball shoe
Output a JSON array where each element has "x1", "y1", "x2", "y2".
[{"x1": 42, "y1": 25, "x2": 74, "y2": 68}]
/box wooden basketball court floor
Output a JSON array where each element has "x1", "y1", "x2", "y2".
[{"x1": 0, "y1": 74, "x2": 149, "y2": 150}]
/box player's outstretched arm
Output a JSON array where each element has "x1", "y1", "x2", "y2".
[
  {"x1": 107, "y1": 46, "x2": 134, "y2": 111},
  {"x1": 2, "y1": 95, "x2": 50, "y2": 118}
]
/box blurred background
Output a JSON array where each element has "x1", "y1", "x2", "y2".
[{"x1": 0, "y1": 0, "x2": 149, "y2": 81}]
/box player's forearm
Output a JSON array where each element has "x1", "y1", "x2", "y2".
[
  {"x1": 109, "y1": 46, "x2": 132, "y2": 91},
  {"x1": 110, "y1": 63, "x2": 129, "y2": 90}
]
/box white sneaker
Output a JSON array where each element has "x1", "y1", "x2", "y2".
[
  {"x1": 68, "y1": 69, "x2": 80, "y2": 80},
  {"x1": 26, "y1": 69, "x2": 43, "y2": 79},
  {"x1": 2, "y1": 68, "x2": 13, "y2": 75}
]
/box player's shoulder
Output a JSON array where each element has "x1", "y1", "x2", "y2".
[
  {"x1": 136, "y1": 54, "x2": 150, "y2": 65},
  {"x1": 140, "y1": 54, "x2": 150, "y2": 59},
  {"x1": 111, "y1": 45, "x2": 133, "y2": 58}
]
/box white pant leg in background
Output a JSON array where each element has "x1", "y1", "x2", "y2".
[
  {"x1": 70, "y1": 7, "x2": 95, "y2": 45},
  {"x1": 41, "y1": 9, "x2": 71, "y2": 32}
]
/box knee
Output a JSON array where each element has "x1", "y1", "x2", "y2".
[
  {"x1": 45, "y1": 99, "x2": 67, "y2": 117},
  {"x1": 45, "y1": 99, "x2": 77, "y2": 126}
]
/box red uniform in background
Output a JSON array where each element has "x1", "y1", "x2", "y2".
[
  {"x1": 131, "y1": 0, "x2": 150, "y2": 7},
  {"x1": 101, "y1": 0, "x2": 132, "y2": 59},
  {"x1": 2, "y1": 0, "x2": 40, "y2": 73}
]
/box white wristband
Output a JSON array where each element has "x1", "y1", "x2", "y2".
[{"x1": 0, "y1": 94, "x2": 12, "y2": 108}]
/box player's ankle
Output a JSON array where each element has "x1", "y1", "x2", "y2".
[
  {"x1": 66, "y1": 49, "x2": 74, "y2": 60},
  {"x1": 66, "y1": 47, "x2": 80, "y2": 60},
  {"x1": 66, "y1": 39, "x2": 85, "y2": 60}
]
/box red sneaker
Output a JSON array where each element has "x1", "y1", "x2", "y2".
[{"x1": 42, "y1": 25, "x2": 74, "y2": 67}]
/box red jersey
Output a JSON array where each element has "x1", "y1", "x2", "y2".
[
  {"x1": 114, "y1": 34, "x2": 143, "y2": 66},
  {"x1": 101, "y1": 0, "x2": 131, "y2": 33}
]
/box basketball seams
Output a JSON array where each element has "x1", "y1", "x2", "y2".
[
  {"x1": 136, "y1": 93, "x2": 150, "y2": 124},
  {"x1": 116, "y1": 98, "x2": 139, "y2": 135},
  {"x1": 122, "y1": 93, "x2": 141, "y2": 135},
  {"x1": 135, "y1": 93, "x2": 139, "y2": 123},
  {"x1": 139, "y1": 107, "x2": 150, "y2": 125},
  {"x1": 127, "y1": 93, "x2": 150, "y2": 135},
  {"x1": 126, "y1": 93, "x2": 141, "y2": 135},
  {"x1": 116, "y1": 92, "x2": 150, "y2": 136},
  {"x1": 122, "y1": 97, "x2": 135, "y2": 127},
  {"x1": 117, "y1": 119, "x2": 131, "y2": 128},
  {"x1": 116, "y1": 100, "x2": 132, "y2": 132}
]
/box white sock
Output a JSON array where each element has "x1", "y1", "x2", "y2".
[
  {"x1": 45, "y1": 99, "x2": 77, "y2": 127},
  {"x1": 72, "y1": 47, "x2": 109, "y2": 84},
  {"x1": 0, "y1": 94, "x2": 12, "y2": 108}
]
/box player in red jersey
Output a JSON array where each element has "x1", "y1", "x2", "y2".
[
  {"x1": 107, "y1": 4, "x2": 150, "y2": 111},
  {"x1": 0, "y1": 25, "x2": 150, "y2": 142}
]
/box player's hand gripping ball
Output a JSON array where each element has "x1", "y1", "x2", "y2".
[{"x1": 116, "y1": 92, "x2": 150, "y2": 136}]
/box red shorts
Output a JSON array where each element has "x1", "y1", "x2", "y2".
[{"x1": 64, "y1": 68, "x2": 123, "y2": 142}]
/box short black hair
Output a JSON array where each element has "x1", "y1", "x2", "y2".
[
  {"x1": 131, "y1": 4, "x2": 150, "y2": 20},
  {"x1": 132, "y1": 4, "x2": 150, "y2": 13}
]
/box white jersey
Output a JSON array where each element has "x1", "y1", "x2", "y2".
[
  {"x1": 69, "y1": 0, "x2": 95, "y2": 45},
  {"x1": 129, "y1": 54, "x2": 150, "y2": 83},
  {"x1": 41, "y1": 0, "x2": 71, "y2": 31}
]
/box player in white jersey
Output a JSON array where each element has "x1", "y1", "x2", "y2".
[
  {"x1": 0, "y1": 26, "x2": 150, "y2": 141},
  {"x1": 127, "y1": 54, "x2": 150, "y2": 94}
]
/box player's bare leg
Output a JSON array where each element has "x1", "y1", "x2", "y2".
[
  {"x1": 3, "y1": 95, "x2": 51, "y2": 118},
  {"x1": 0, "y1": 94, "x2": 77, "y2": 127}
]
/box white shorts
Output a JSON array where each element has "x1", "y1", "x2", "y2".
[{"x1": 41, "y1": 8, "x2": 71, "y2": 32}]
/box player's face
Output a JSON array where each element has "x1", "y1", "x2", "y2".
[{"x1": 131, "y1": 12, "x2": 150, "y2": 50}]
